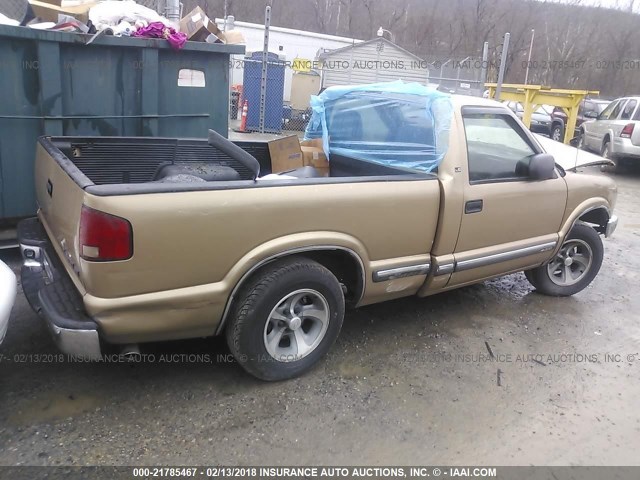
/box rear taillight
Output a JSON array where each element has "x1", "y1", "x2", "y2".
[
  {"x1": 620, "y1": 123, "x2": 635, "y2": 138},
  {"x1": 79, "y1": 206, "x2": 133, "y2": 261}
]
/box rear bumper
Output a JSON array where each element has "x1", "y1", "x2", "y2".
[
  {"x1": 18, "y1": 218, "x2": 102, "y2": 360},
  {"x1": 612, "y1": 138, "x2": 640, "y2": 158}
]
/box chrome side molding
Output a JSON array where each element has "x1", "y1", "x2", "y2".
[
  {"x1": 378, "y1": 240, "x2": 557, "y2": 282},
  {"x1": 455, "y1": 241, "x2": 557, "y2": 272},
  {"x1": 434, "y1": 262, "x2": 455, "y2": 276},
  {"x1": 372, "y1": 263, "x2": 430, "y2": 282}
]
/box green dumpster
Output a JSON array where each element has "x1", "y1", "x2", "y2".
[{"x1": 0, "y1": 25, "x2": 244, "y2": 221}]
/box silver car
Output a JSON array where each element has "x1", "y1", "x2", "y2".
[
  {"x1": 580, "y1": 96, "x2": 640, "y2": 169},
  {"x1": 0, "y1": 259, "x2": 17, "y2": 344},
  {"x1": 504, "y1": 101, "x2": 553, "y2": 135}
]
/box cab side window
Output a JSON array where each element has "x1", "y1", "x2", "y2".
[
  {"x1": 611, "y1": 100, "x2": 626, "y2": 119},
  {"x1": 599, "y1": 100, "x2": 619, "y2": 120},
  {"x1": 463, "y1": 113, "x2": 537, "y2": 183},
  {"x1": 578, "y1": 103, "x2": 585, "y2": 116},
  {"x1": 621, "y1": 100, "x2": 637, "y2": 120},
  {"x1": 583, "y1": 101, "x2": 595, "y2": 117}
]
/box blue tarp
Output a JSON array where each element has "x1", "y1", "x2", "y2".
[{"x1": 304, "y1": 81, "x2": 453, "y2": 173}]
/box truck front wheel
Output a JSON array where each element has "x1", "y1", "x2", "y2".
[
  {"x1": 226, "y1": 258, "x2": 345, "y2": 381},
  {"x1": 525, "y1": 223, "x2": 603, "y2": 296}
]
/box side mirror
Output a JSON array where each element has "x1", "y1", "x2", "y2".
[
  {"x1": 584, "y1": 111, "x2": 598, "y2": 119},
  {"x1": 529, "y1": 153, "x2": 556, "y2": 180}
]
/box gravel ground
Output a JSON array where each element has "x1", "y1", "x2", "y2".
[{"x1": 0, "y1": 168, "x2": 639, "y2": 467}]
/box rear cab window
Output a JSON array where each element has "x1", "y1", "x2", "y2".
[{"x1": 322, "y1": 92, "x2": 450, "y2": 173}]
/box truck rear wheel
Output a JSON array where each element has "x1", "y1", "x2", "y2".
[
  {"x1": 226, "y1": 258, "x2": 345, "y2": 381},
  {"x1": 525, "y1": 223, "x2": 603, "y2": 296}
]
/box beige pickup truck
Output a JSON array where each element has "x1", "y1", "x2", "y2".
[{"x1": 19, "y1": 94, "x2": 618, "y2": 381}]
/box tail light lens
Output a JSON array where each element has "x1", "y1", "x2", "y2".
[
  {"x1": 620, "y1": 123, "x2": 635, "y2": 138},
  {"x1": 79, "y1": 206, "x2": 133, "y2": 261}
]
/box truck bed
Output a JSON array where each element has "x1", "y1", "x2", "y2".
[{"x1": 43, "y1": 136, "x2": 430, "y2": 194}]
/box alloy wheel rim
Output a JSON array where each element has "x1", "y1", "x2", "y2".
[
  {"x1": 263, "y1": 289, "x2": 330, "y2": 362},
  {"x1": 547, "y1": 239, "x2": 593, "y2": 286}
]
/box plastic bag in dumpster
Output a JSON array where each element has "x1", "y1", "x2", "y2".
[
  {"x1": 0, "y1": 13, "x2": 19, "y2": 26},
  {"x1": 304, "y1": 81, "x2": 453, "y2": 173},
  {"x1": 89, "y1": 0, "x2": 166, "y2": 30}
]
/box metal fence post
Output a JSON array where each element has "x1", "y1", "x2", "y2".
[
  {"x1": 480, "y1": 42, "x2": 489, "y2": 87},
  {"x1": 495, "y1": 33, "x2": 510, "y2": 101},
  {"x1": 259, "y1": 6, "x2": 271, "y2": 134},
  {"x1": 524, "y1": 29, "x2": 535, "y2": 85}
]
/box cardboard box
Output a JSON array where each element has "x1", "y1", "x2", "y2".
[
  {"x1": 301, "y1": 145, "x2": 329, "y2": 176},
  {"x1": 220, "y1": 30, "x2": 245, "y2": 45},
  {"x1": 268, "y1": 136, "x2": 329, "y2": 176},
  {"x1": 268, "y1": 135, "x2": 304, "y2": 173},
  {"x1": 179, "y1": 6, "x2": 222, "y2": 42},
  {"x1": 29, "y1": 0, "x2": 95, "y2": 23},
  {"x1": 300, "y1": 138, "x2": 329, "y2": 175},
  {"x1": 204, "y1": 33, "x2": 225, "y2": 44},
  {"x1": 300, "y1": 138, "x2": 324, "y2": 149}
]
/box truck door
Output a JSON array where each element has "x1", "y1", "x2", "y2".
[{"x1": 446, "y1": 106, "x2": 567, "y2": 288}]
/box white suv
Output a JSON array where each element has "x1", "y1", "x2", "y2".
[{"x1": 580, "y1": 96, "x2": 640, "y2": 169}]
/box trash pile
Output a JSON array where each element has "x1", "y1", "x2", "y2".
[{"x1": 0, "y1": 1, "x2": 245, "y2": 50}]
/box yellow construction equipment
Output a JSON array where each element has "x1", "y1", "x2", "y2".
[{"x1": 485, "y1": 84, "x2": 599, "y2": 144}]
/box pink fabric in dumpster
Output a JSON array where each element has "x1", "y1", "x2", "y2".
[{"x1": 133, "y1": 22, "x2": 187, "y2": 50}]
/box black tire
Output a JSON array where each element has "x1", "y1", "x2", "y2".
[
  {"x1": 525, "y1": 223, "x2": 603, "y2": 296},
  {"x1": 551, "y1": 124, "x2": 564, "y2": 142},
  {"x1": 226, "y1": 258, "x2": 345, "y2": 381}
]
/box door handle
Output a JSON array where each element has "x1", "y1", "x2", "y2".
[{"x1": 465, "y1": 199, "x2": 483, "y2": 214}]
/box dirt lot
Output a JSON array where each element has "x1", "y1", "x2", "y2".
[{"x1": 1, "y1": 167, "x2": 639, "y2": 467}]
